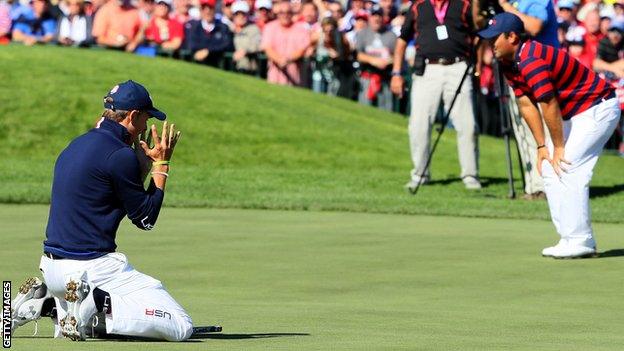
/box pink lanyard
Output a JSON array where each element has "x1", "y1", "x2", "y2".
[{"x1": 430, "y1": 0, "x2": 449, "y2": 25}]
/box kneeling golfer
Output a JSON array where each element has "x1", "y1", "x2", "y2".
[
  {"x1": 478, "y1": 13, "x2": 621, "y2": 258},
  {"x1": 11, "y1": 80, "x2": 192, "y2": 340}
]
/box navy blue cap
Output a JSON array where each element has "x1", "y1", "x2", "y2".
[
  {"x1": 103, "y1": 80, "x2": 166, "y2": 120},
  {"x1": 478, "y1": 13, "x2": 525, "y2": 39}
]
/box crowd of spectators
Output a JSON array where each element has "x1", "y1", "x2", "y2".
[
  {"x1": 0, "y1": 0, "x2": 414, "y2": 109},
  {"x1": 0, "y1": 0, "x2": 622, "y2": 153}
]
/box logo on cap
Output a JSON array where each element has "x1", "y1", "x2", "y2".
[
  {"x1": 489, "y1": 19, "x2": 496, "y2": 26},
  {"x1": 110, "y1": 85, "x2": 119, "y2": 94}
]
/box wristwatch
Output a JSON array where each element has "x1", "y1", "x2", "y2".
[{"x1": 391, "y1": 71, "x2": 402, "y2": 77}]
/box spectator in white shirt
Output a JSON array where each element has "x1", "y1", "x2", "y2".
[{"x1": 58, "y1": 0, "x2": 93, "y2": 46}]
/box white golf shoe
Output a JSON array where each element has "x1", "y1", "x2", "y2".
[
  {"x1": 462, "y1": 176, "x2": 482, "y2": 190},
  {"x1": 541, "y1": 240, "x2": 567, "y2": 257},
  {"x1": 405, "y1": 176, "x2": 429, "y2": 194},
  {"x1": 61, "y1": 277, "x2": 96, "y2": 341},
  {"x1": 542, "y1": 239, "x2": 596, "y2": 259},
  {"x1": 11, "y1": 277, "x2": 54, "y2": 333}
]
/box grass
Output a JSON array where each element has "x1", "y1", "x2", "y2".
[
  {"x1": 1, "y1": 45, "x2": 623, "y2": 222},
  {"x1": 4, "y1": 204, "x2": 624, "y2": 350}
]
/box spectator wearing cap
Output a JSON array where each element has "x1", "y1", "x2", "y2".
[
  {"x1": 231, "y1": 0, "x2": 261, "y2": 73},
  {"x1": 261, "y1": 0, "x2": 311, "y2": 86},
  {"x1": 144, "y1": 0, "x2": 185, "y2": 51},
  {"x1": 57, "y1": 0, "x2": 94, "y2": 46},
  {"x1": 594, "y1": 19, "x2": 624, "y2": 79},
  {"x1": 253, "y1": 0, "x2": 272, "y2": 31},
  {"x1": 355, "y1": 5, "x2": 396, "y2": 111},
  {"x1": 577, "y1": 0, "x2": 607, "y2": 23},
  {"x1": 12, "y1": 0, "x2": 57, "y2": 46},
  {"x1": 92, "y1": 0, "x2": 142, "y2": 50},
  {"x1": 565, "y1": 27, "x2": 589, "y2": 67},
  {"x1": 339, "y1": 0, "x2": 363, "y2": 32},
  {"x1": 392, "y1": 0, "x2": 481, "y2": 190},
  {"x1": 345, "y1": 8, "x2": 366, "y2": 49},
  {"x1": 0, "y1": 0, "x2": 11, "y2": 44},
  {"x1": 184, "y1": 0, "x2": 233, "y2": 65},
  {"x1": 556, "y1": 0, "x2": 578, "y2": 30}
]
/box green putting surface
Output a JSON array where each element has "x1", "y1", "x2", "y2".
[{"x1": 3, "y1": 204, "x2": 624, "y2": 350}]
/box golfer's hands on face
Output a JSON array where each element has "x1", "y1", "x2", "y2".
[
  {"x1": 138, "y1": 121, "x2": 181, "y2": 162},
  {"x1": 537, "y1": 145, "x2": 570, "y2": 177}
]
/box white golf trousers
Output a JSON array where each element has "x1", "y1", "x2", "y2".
[
  {"x1": 541, "y1": 97, "x2": 620, "y2": 246},
  {"x1": 39, "y1": 252, "x2": 193, "y2": 341}
]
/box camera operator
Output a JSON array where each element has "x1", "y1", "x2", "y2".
[
  {"x1": 475, "y1": 0, "x2": 558, "y2": 199},
  {"x1": 391, "y1": 0, "x2": 481, "y2": 192},
  {"x1": 476, "y1": 0, "x2": 559, "y2": 47}
]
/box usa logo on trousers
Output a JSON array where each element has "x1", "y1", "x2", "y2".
[{"x1": 145, "y1": 308, "x2": 172, "y2": 319}]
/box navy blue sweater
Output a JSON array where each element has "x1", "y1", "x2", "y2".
[
  {"x1": 43, "y1": 119, "x2": 164, "y2": 260},
  {"x1": 184, "y1": 19, "x2": 233, "y2": 54}
]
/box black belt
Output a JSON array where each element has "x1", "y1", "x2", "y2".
[
  {"x1": 425, "y1": 57, "x2": 466, "y2": 65},
  {"x1": 44, "y1": 252, "x2": 67, "y2": 260},
  {"x1": 591, "y1": 90, "x2": 617, "y2": 109},
  {"x1": 602, "y1": 90, "x2": 616, "y2": 102}
]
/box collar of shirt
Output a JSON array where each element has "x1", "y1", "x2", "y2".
[
  {"x1": 514, "y1": 39, "x2": 528, "y2": 66},
  {"x1": 97, "y1": 118, "x2": 131, "y2": 144},
  {"x1": 201, "y1": 19, "x2": 215, "y2": 33}
]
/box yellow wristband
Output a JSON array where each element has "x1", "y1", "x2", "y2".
[{"x1": 152, "y1": 161, "x2": 170, "y2": 166}]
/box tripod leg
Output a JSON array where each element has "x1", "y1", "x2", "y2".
[{"x1": 493, "y1": 59, "x2": 516, "y2": 199}]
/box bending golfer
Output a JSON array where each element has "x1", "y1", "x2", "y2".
[
  {"x1": 478, "y1": 13, "x2": 620, "y2": 258},
  {"x1": 11, "y1": 80, "x2": 193, "y2": 340}
]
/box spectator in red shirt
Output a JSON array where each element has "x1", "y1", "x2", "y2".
[
  {"x1": 92, "y1": 0, "x2": 143, "y2": 51},
  {"x1": 582, "y1": 10, "x2": 604, "y2": 64},
  {"x1": 144, "y1": 0, "x2": 184, "y2": 51}
]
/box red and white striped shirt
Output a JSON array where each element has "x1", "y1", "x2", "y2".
[{"x1": 504, "y1": 40, "x2": 614, "y2": 120}]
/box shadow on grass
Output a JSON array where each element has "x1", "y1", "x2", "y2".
[
  {"x1": 192, "y1": 333, "x2": 310, "y2": 340},
  {"x1": 426, "y1": 177, "x2": 512, "y2": 188},
  {"x1": 83, "y1": 332, "x2": 310, "y2": 342},
  {"x1": 589, "y1": 184, "x2": 624, "y2": 199},
  {"x1": 596, "y1": 249, "x2": 624, "y2": 258}
]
